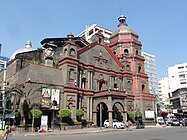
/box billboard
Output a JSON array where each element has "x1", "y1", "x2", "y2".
[{"x1": 42, "y1": 88, "x2": 60, "y2": 108}]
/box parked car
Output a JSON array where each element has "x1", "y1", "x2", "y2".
[
  {"x1": 157, "y1": 117, "x2": 165, "y2": 125},
  {"x1": 104, "y1": 119, "x2": 125, "y2": 129},
  {"x1": 181, "y1": 118, "x2": 187, "y2": 126},
  {"x1": 171, "y1": 119, "x2": 180, "y2": 126}
]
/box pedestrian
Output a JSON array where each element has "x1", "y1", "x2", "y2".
[
  {"x1": 3, "y1": 126, "x2": 10, "y2": 140},
  {"x1": 126, "y1": 120, "x2": 132, "y2": 131}
]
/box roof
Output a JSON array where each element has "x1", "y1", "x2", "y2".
[
  {"x1": 18, "y1": 63, "x2": 63, "y2": 86},
  {"x1": 41, "y1": 36, "x2": 89, "y2": 48},
  {"x1": 10, "y1": 40, "x2": 36, "y2": 61},
  {"x1": 112, "y1": 15, "x2": 137, "y2": 36}
]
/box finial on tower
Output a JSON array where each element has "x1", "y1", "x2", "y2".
[{"x1": 118, "y1": 15, "x2": 128, "y2": 27}]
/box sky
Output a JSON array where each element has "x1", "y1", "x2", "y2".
[{"x1": 0, "y1": 0, "x2": 187, "y2": 78}]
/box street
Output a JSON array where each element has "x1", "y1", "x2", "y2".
[{"x1": 2, "y1": 126, "x2": 187, "y2": 140}]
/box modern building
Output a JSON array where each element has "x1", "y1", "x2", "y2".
[
  {"x1": 0, "y1": 15, "x2": 155, "y2": 128},
  {"x1": 158, "y1": 78, "x2": 170, "y2": 105},
  {"x1": 0, "y1": 44, "x2": 9, "y2": 70},
  {"x1": 77, "y1": 24, "x2": 112, "y2": 44},
  {"x1": 142, "y1": 52, "x2": 158, "y2": 95},
  {"x1": 168, "y1": 63, "x2": 187, "y2": 93},
  {"x1": 168, "y1": 63, "x2": 187, "y2": 117}
]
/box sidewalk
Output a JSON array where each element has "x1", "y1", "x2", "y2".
[
  {"x1": 11, "y1": 124, "x2": 165, "y2": 137},
  {"x1": 12, "y1": 127, "x2": 116, "y2": 136}
]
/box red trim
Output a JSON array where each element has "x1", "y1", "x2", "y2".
[
  {"x1": 107, "y1": 110, "x2": 113, "y2": 112},
  {"x1": 122, "y1": 110, "x2": 127, "y2": 113}
]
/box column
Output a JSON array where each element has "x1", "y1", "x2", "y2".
[
  {"x1": 108, "y1": 96, "x2": 113, "y2": 127},
  {"x1": 87, "y1": 97, "x2": 90, "y2": 120},
  {"x1": 90, "y1": 97, "x2": 93, "y2": 121},
  {"x1": 79, "y1": 70, "x2": 82, "y2": 88}
]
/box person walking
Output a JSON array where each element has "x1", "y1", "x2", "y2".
[
  {"x1": 126, "y1": 120, "x2": 132, "y2": 131},
  {"x1": 3, "y1": 126, "x2": 10, "y2": 140}
]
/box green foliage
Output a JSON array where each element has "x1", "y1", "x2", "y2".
[
  {"x1": 81, "y1": 119, "x2": 87, "y2": 127},
  {"x1": 31, "y1": 109, "x2": 43, "y2": 119},
  {"x1": 59, "y1": 108, "x2": 71, "y2": 118},
  {"x1": 12, "y1": 109, "x2": 20, "y2": 117},
  {"x1": 127, "y1": 111, "x2": 134, "y2": 118},
  {"x1": 76, "y1": 109, "x2": 84, "y2": 117},
  {"x1": 74, "y1": 121, "x2": 81, "y2": 125},
  {"x1": 135, "y1": 111, "x2": 142, "y2": 117}
]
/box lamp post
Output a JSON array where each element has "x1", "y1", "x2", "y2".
[{"x1": 0, "y1": 60, "x2": 7, "y2": 130}]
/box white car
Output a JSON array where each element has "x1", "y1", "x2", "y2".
[{"x1": 104, "y1": 119, "x2": 125, "y2": 129}]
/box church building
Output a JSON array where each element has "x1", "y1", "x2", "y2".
[{"x1": 2, "y1": 15, "x2": 155, "y2": 128}]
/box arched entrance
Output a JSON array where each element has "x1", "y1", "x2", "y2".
[
  {"x1": 96, "y1": 102, "x2": 108, "y2": 127},
  {"x1": 112, "y1": 102, "x2": 124, "y2": 122}
]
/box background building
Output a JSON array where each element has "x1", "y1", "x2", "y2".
[
  {"x1": 168, "y1": 63, "x2": 187, "y2": 117},
  {"x1": 168, "y1": 63, "x2": 187, "y2": 92},
  {"x1": 142, "y1": 52, "x2": 158, "y2": 95},
  {"x1": 77, "y1": 24, "x2": 112, "y2": 44}
]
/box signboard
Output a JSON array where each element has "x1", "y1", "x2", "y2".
[
  {"x1": 173, "y1": 109, "x2": 178, "y2": 114},
  {"x1": 41, "y1": 115, "x2": 48, "y2": 131},
  {"x1": 145, "y1": 110, "x2": 155, "y2": 119}
]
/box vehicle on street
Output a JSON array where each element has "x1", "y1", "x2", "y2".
[
  {"x1": 171, "y1": 119, "x2": 180, "y2": 126},
  {"x1": 104, "y1": 119, "x2": 125, "y2": 129},
  {"x1": 157, "y1": 117, "x2": 165, "y2": 125},
  {"x1": 181, "y1": 118, "x2": 187, "y2": 126}
]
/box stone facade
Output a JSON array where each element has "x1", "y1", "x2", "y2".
[{"x1": 1, "y1": 15, "x2": 155, "y2": 128}]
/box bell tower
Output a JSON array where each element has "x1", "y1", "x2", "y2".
[{"x1": 109, "y1": 15, "x2": 149, "y2": 94}]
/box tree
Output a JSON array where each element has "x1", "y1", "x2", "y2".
[
  {"x1": 76, "y1": 109, "x2": 84, "y2": 121},
  {"x1": 76, "y1": 109, "x2": 84, "y2": 117},
  {"x1": 30, "y1": 109, "x2": 42, "y2": 119},
  {"x1": 135, "y1": 111, "x2": 142, "y2": 118},
  {"x1": 59, "y1": 108, "x2": 71, "y2": 118},
  {"x1": 59, "y1": 108, "x2": 71, "y2": 123},
  {"x1": 127, "y1": 111, "x2": 134, "y2": 119}
]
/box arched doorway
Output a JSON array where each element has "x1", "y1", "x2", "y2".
[
  {"x1": 112, "y1": 102, "x2": 124, "y2": 122},
  {"x1": 96, "y1": 102, "x2": 108, "y2": 127}
]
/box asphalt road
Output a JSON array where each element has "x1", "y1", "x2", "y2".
[{"x1": 2, "y1": 126, "x2": 187, "y2": 140}]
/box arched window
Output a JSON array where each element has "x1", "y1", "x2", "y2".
[
  {"x1": 136, "y1": 50, "x2": 138, "y2": 55},
  {"x1": 113, "y1": 51, "x2": 116, "y2": 55},
  {"x1": 124, "y1": 49, "x2": 129, "y2": 54},
  {"x1": 64, "y1": 48, "x2": 67, "y2": 56},
  {"x1": 138, "y1": 65, "x2": 142, "y2": 73},
  {"x1": 69, "y1": 68, "x2": 74, "y2": 80},
  {"x1": 142, "y1": 84, "x2": 145, "y2": 92},
  {"x1": 126, "y1": 64, "x2": 130, "y2": 71},
  {"x1": 69, "y1": 48, "x2": 75, "y2": 56}
]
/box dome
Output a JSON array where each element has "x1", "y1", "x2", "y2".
[
  {"x1": 112, "y1": 15, "x2": 137, "y2": 36},
  {"x1": 10, "y1": 40, "x2": 36, "y2": 61}
]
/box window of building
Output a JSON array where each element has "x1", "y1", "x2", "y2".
[
  {"x1": 178, "y1": 66, "x2": 184, "y2": 69},
  {"x1": 142, "y1": 84, "x2": 145, "y2": 92},
  {"x1": 138, "y1": 65, "x2": 142, "y2": 73},
  {"x1": 135, "y1": 50, "x2": 138, "y2": 55},
  {"x1": 124, "y1": 49, "x2": 129, "y2": 54},
  {"x1": 179, "y1": 74, "x2": 185, "y2": 78},
  {"x1": 69, "y1": 48, "x2": 75, "y2": 56},
  {"x1": 89, "y1": 29, "x2": 93, "y2": 35},
  {"x1": 126, "y1": 64, "x2": 130, "y2": 71}
]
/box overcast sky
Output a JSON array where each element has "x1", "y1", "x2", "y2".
[{"x1": 0, "y1": 0, "x2": 187, "y2": 78}]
